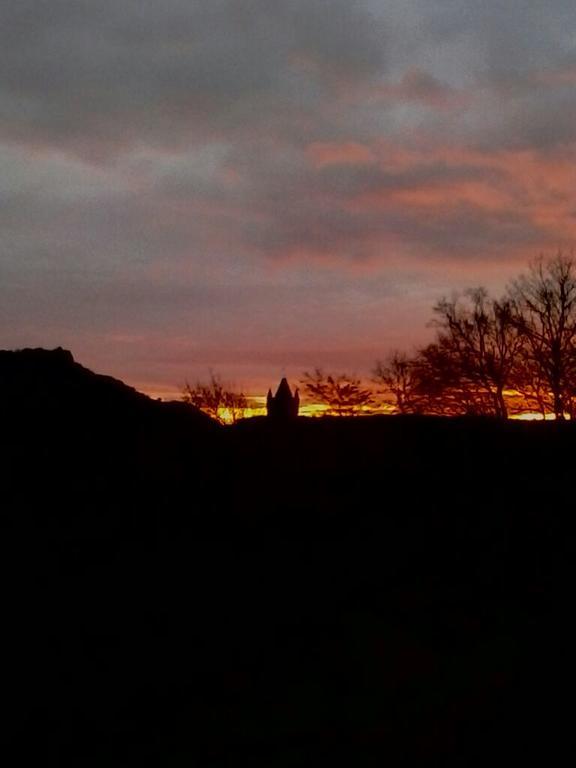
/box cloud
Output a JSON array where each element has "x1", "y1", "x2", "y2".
[
  {"x1": 0, "y1": 0, "x2": 387, "y2": 159},
  {"x1": 307, "y1": 142, "x2": 377, "y2": 169},
  {"x1": 2, "y1": 1, "x2": 576, "y2": 392}
]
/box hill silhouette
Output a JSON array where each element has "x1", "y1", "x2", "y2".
[
  {"x1": 2, "y1": 348, "x2": 574, "y2": 765},
  {"x1": 1, "y1": 347, "x2": 219, "y2": 534},
  {"x1": 0, "y1": 346, "x2": 215, "y2": 425}
]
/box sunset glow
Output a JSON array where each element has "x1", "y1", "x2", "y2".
[
  {"x1": 217, "y1": 398, "x2": 332, "y2": 423},
  {"x1": 1, "y1": 2, "x2": 576, "y2": 397},
  {"x1": 511, "y1": 412, "x2": 570, "y2": 422}
]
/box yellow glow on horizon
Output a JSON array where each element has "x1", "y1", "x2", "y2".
[
  {"x1": 216, "y1": 399, "x2": 331, "y2": 422},
  {"x1": 510, "y1": 412, "x2": 570, "y2": 421},
  {"x1": 144, "y1": 387, "x2": 568, "y2": 423}
]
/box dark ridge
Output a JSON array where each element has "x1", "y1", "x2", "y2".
[
  {"x1": 0, "y1": 346, "x2": 201, "y2": 414},
  {"x1": 0, "y1": 346, "x2": 218, "y2": 427},
  {"x1": 0, "y1": 347, "x2": 220, "y2": 536}
]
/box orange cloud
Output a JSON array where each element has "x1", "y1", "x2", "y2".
[{"x1": 306, "y1": 141, "x2": 376, "y2": 168}]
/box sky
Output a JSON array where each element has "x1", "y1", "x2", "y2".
[{"x1": 1, "y1": 1, "x2": 576, "y2": 399}]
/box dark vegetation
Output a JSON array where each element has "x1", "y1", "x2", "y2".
[
  {"x1": 182, "y1": 372, "x2": 248, "y2": 424},
  {"x1": 181, "y1": 254, "x2": 576, "y2": 421},
  {"x1": 300, "y1": 369, "x2": 374, "y2": 415},
  {"x1": 380, "y1": 253, "x2": 576, "y2": 418},
  {"x1": 2, "y1": 347, "x2": 575, "y2": 764},
  {"x1": 297, "y1": 254, "x2": 576, "y2": 419}
]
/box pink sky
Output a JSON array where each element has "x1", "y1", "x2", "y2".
[{"x1": 1, "y1": 1, "x2": 576, "y2": 400}]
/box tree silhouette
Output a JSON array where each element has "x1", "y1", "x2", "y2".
[
  {"x1": 373, "y1": 351, "x2": 422, "y2": 414},
  {"x1": 375, "y1": 306, "x2": 523, "y2": 418},
  {"x1": 430, "y1": 289, "x2": 524, "y2": 419},
  {"x1": 508, "y1": 350, "x2": 552, "y2": 418},
  {"x1": 375, "y1": 254, "x2": 576, "y2": 419},
  {"x1": 410, "y1": 340, "x2": 484, "y2": 415},
  {"x1": 508, "y1": 253, "x2": 576, "y2": 419},
  {"x1": 385, "y1": 341, "x2": 493, "y2": 416},
  {"x1": 182, "y1": 373, "x2": 248, "y2": 424},
  {"x1": 301, "y1": 369, "x2": 374, "y2": 416}
]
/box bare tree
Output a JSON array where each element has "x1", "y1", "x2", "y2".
[
  {"x1": 430, "y1": 288, "x2": 524, "y2": 419},
  {"x1": 182, "y1": 372, "x2": 248, "y2": 424},
  {"x1": 301, "y1": 369, "x2": 374, "y2": 416},
  {"x1": 373, "y1": 343, "x2": 486, "y2": 416},
  {"x1": 405, "y1": 340, "x2": 494, "y2": 416},
  {"x1": 508, "y1": 253, "x2": 576, "y2": 419},
  {"x1": 373, "y1": 351, "x2": 422, "y2": 414},
  {"x1": 508, "y1": 351, "x2": 552, "y2": 418},
  {"x1": 411, "y1": 341, "x2": 473, "y2": 415},
  {"x1": 373, "y1": 255, "x2": 576, "y2": 419}
]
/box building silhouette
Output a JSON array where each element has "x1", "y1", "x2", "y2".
[{"x1": 266, "y1": 378, "x2": 299, "y2": 419}]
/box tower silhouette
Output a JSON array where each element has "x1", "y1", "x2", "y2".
[{"x1": 266, "y1": 378, "x2": 299, "y2": 419}]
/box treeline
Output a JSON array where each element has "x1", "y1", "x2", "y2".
[
  {"x1": 184, "y1": 253, "x2": 576, "y2": 421},
  {"x1": 300, "y1": 253, "x2": 576, "y2": 419},
  {"x1": 374, "y1": 253, "x2": 576, "y2": 419}
]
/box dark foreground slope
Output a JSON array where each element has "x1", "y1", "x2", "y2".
[
  {"x1": 1, "y1": 347, "x2": 219, "y2": 533},
  {"x1": 2, "y1": 350, "x2": 575, "y2": 765}
]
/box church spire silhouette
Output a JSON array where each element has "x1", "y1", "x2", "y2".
[{"x1": 266, "y1": 378, "x2": 299, "y2": 419}]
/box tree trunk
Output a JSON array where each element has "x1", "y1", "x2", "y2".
[
  {"x1": 495, "y1": 387, "x2": 508, "y2": 419},
  {"x1": 554, "y1": 389, "x2": 565, "y2": 420}
]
